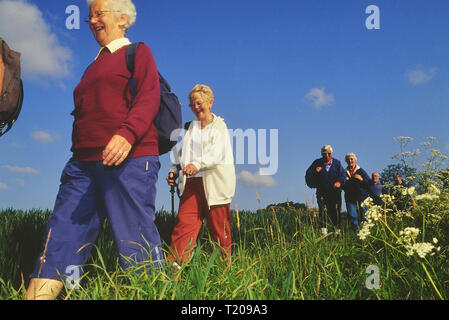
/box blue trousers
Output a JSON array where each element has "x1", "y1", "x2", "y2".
[
  {"x1": 346, "y1": 201, "x2": 367, "y2": 230},
  {"x1": 30, "y1": 156, "x2": 164, "y2": 281}
]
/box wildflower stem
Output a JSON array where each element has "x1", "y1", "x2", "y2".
[
  {"x1": 421, "y1": 262, "x2": 444, "y2": 300},
  {"x1": 368, "y1": 235, "x2": 407, "y2": 257}
]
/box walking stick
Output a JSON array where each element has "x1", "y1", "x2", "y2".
[
  {"x1": 169, "y1": 172, "x2": 176, "y2": 218},
  {"x1": 170, "y1": 184, "x2": 175, "y2": 217}
]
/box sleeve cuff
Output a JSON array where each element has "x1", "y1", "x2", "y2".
[{"x1": 116, "y1": 128, "x2": 136, "y2": 146}]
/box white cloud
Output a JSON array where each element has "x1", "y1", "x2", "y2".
[
  {"x1": 0, "y1": 0, "x2": 72, "y2": 80},
  {"x1": 0, "y1": 182, "x2": 7, "y2": 189},
  {"x1": 1, "y1": 165, "x2": 40, "y2": 175},
  {"x1": 305, "y1": 87, "x2": 334, "y2": 110},
  {"x1": 406, "y1": 67, "x2": 436, "y2": 86},
  {"x1": 237, "y1": 170, "x2": 277, "y2": 188},
  {"x1": 13, "y1": 178, "x2": 25, "y2": 187},
  {"x1": 31, "y1": 130, "x2": 56, "y2": 143}
]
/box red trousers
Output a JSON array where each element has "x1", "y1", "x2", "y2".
[{"x1": 169, "y1": 177, "x2": 231, "y2": 263}]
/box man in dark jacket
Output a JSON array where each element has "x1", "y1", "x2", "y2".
[
  {"x1": 369, "y1": 172, "x2": 383, "y2": 205},
  {"x1": 0, "y1": 37, "x2": 23, "y2": 136},
  {"x1": 306, "y1": 145, "x2": 346, "y2": 233}
]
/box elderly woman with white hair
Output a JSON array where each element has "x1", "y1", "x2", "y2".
[
  {"x1": 27, "y1": 0, "x2": 163, "y2": 299},
  {"x1": 166, "y1": 84, "x2": 236, "y2": 267},
  {"x1": 342, "y1": 152, "x2": 371, "y2": 231}
]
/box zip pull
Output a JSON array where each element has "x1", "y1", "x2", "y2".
[{"x1": 145, "y1": 160, "x2": 149, "y2": 171}]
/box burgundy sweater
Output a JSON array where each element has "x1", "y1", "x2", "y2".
[{"x1": 71, "y1": 43, "x2": 160, "y2": 161}]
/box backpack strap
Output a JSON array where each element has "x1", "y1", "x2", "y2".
[
  {"x1": 184, "y1": 121, "x2": 192, "y2": 131},
  {"x1": 125, "y1": 42, "x2": 142, "y2": 103}
]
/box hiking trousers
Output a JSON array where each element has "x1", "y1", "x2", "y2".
[
  {"x1": 169, "y1": 177, "x2": 231, "y2": 263},
  {"x1": 29, "y1": 156, "x2": 164, "y2": 281}
]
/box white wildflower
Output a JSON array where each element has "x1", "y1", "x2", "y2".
[
  {"x1": 361, "y1": 197, "x2": 374, "y2": 208},
  {"x1": 428, "y1": 184, "x2": 441, "y2": 195},
  {"x1": 415, "y1": 193, "x2": 439, "y2": 201},
  {"x1": 405, "y1": 242, "x2": 436, "y2": 259},
  {"x1": 398, "y1": 227, "x2": 420, "y2": 246},
  {"x1": 358, "y1": 221, "x2": 374, "y2": 240},
  {"x1": 380, "y1": 194, "x2": 394, "y2": 204},
  {"x1": 401, "y1": 186, "x2": 415, "y2": 196},
  {"x1": 365, "y1": 205, "x2": 382, "y2": 222}
]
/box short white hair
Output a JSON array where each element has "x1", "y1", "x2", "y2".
[
  {"x1": 87, "y1": 0, "x2": 137, "y2": 33},
  {"x1": 321, "y1": 145, "x2": 333, "y2": 153},
  {"x1": 345, "y1": 152, "x2": 357, "y2": 162}
]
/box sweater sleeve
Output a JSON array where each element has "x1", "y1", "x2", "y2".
[{"x1": 116, "y1": 44, "x2": 160, "y2": 145}]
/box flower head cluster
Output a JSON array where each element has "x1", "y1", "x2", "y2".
[
  {"x1": 401, "y1": 186, "x2": 416, "y2": 196},
  {"x1": 406, "y1": 242, "x2": 440, "y2": 258},
  {"x1": 398, "y1": 227, "x2": 420, "y2": 245},
  {"x1": 380, "y1": 194, "x2": 395, "y2": 205},
  {"x1": 398, "y1": 227, "x2": 440, "y2": 258},
  {"x1": 365, "y1": 205, "x2": 383, "y2": 222},
  {"x1": 415, "y1": 184, "x2": 441, "y2": 201},
  {"x1": 357, "y1": 221, "x2": 375, "y2": 240}
]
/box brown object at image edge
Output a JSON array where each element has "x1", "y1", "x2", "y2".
[
  {"x1": 0, "y1": 41, "x2": 4, "y2": 93},
  {"x1": 26, "y1": 229, "x2": 63, "y2": 300}
]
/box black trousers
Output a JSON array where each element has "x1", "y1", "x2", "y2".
[{"x1": 317, "y1": 190, "x2": 342, "y2": 229}]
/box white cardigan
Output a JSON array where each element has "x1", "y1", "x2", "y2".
[{"x1": 170, "y1": 114, "x2": 236, "y2": 207}]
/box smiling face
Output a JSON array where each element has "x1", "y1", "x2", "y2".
[
  {"x1": 346, "y1": 155, "x2": 357, "y2": 169},
  {"x1": 88, "y1": 0, "x2": 127, "y2": 47},
  {"x1": 189, "y1": 93, "x2": 213, "y2": 122},
  {"x1": 321, "y1": 149, "x2": 332, "y2": 163}
]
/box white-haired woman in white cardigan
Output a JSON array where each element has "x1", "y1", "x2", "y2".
[{"x1": 167, "y1": 84, "x2": 236, "y2": 267}]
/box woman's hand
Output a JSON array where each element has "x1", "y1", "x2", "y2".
[
  {"x1": 102, "y1": 134, "x2": 132, "y2": 166},
  {"x1": 183, "y1": 164, "x2": 198, "y2": 176},
  {"x1": 166, "y1": 172, "x2": 178, "y2": 186}
]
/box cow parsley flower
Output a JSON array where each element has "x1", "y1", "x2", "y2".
[
  {"x1": 401, "y1": 186, "x2": 415, "y2": 196},
  {"x1": 406, "y1": 242, "x2": 437, "y2": 258},
  {"x1": 398, "y1": 227, "x2": 420, "y2": 245},
  {"x1": 365, "y1": 205, "x2": 382, "y2": 222},
  {"x1": 358, "y1": 221, "x2": 374, "y2": 240}
]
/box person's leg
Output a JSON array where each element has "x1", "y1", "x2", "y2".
[
  {"x1": 317, "y1": 193, "x2": 326, "y2": 230},
  {"x1": 27, "y1": 161, "x2": 102, "y2": 299},
  {"x1": 98, "y1": 156, "x2": 164, "y2": 272},
  {"x1": 169, "y1": 178, "x2": 205, "y2": 263},
  {"x1": 205, "y1": 203, "x2": 232, "y2": 262},
  {"x1": 346, "y1": 201, "x2": 359, "y2": 230},
  {"x1": 325, "y1": 190, "x2": 342, "y2": 230}
]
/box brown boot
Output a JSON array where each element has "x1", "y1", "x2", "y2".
[{"x1": 26, "y1": 278, "x2": 63, "y2": 300}]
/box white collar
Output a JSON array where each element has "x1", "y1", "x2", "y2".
[{"x1": 94, "y1": 38, "x2": 131, "y2": 60}]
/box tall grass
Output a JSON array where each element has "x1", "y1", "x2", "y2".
[{"x1": 1, "y1": 202, "x2": 447, "y2": 300}]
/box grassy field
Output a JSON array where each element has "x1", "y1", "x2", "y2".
[{"x1": 1, "y1": 189, "x2": 448, "y2": 300}]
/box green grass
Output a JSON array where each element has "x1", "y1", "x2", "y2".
[{"x1": 0, "y1": 203, "x2": 448, "y2": 300}]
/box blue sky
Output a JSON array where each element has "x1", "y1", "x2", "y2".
[{"x1": 1, "y1": 0, "x2": 448, "y2": 212}]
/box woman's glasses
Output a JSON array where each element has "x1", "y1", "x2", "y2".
[{"x1": 84, "y1": 10, "x2": 120, "y2": 23}]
